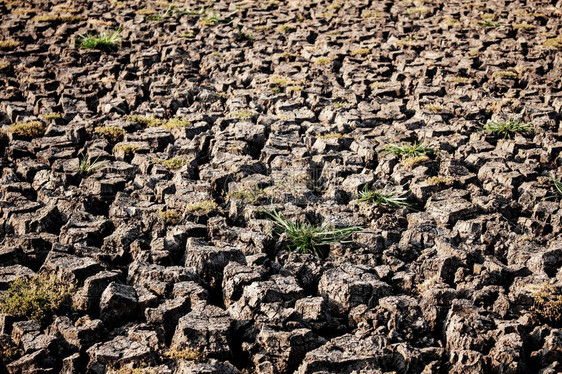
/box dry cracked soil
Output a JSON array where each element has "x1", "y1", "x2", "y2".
[{"x1": 1, "y1": 0, "x2": 562, "y2": 373}]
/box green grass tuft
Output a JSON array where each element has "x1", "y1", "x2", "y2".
[
  {"x1": 357, "y1": 185, "x2": 416, "y2": 210},
  {"x1": 483, "y1": 118, "x2": 533, "y2": 138},
  {"x1": 78, "y1": 155, "x2": 105, "y2": 175},
  {"x1": 260, "y1": 209, "x2": 362, "y2": 258},
  {"x1": 77, "y1": 29, "x2": 121, "y2": 51},
  {"x1": 383, "y1": 141, "x2": 438, "y2": 157}
]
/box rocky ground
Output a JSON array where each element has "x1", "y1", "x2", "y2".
[{"x1": 1, "y1": 0, "x2": 562, "y2": 373}]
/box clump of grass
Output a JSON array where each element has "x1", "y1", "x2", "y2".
[
  {"x1": 483, "y1": 118, "x2": 533, "y2": 138},
  {"x1": 383, "y1": 141, "x2": 438, "y2": 157},
  {"x1": 31, "y1": 13, "x2": 82, "y2": 22},
  {"x1": 226, "y1": 186, "x2": 266, "y2": 204},
  {"x1": 159, "y1": 209, "x2": 181, "y2": 225},
  {"x1": 350, "y1": 48, "x2": 370, "y2": 56},
  {"x1": 78, "y1": 155, "x2": 105, "y2": 175},
  {"x1": 165, "y1": 347, "x2": 205, "y2": 361},
  {"x1": 42, "y1": 112, "x2": 64, "y2": 120},
  {"x1": 77, "y1": 29, "x2": 121, "y2": 51},
  {"x1": 276, "y1": 24, "x2": 294, "y2": 33},
  {"x1": 401, "y1": 155, "x2": 429, "y2": 167},
  {"x1": 116, "y1": 143, "x2": 141, "y2": 155},
  {"x1": 357, "y1": 185, "x2": 415, "y2": 210},
  {"x1": 0, "y1": 274, "x2": 74, "y2": 323},
  {"x1": 0, "y1": 38, "x2": 20, "y2": 50},
  {"x1": 544, "y1": 36, "x2": 562, "y2": 49},
  {"x1": 422, "y1": 104, "x2": 444, "y2": 112},
  {"x1": 287, "y1": 86, "x2": 304, "y2": 93},
  {"x1": 154, "y1": 157, "x2": 189, "y2": 170},
  {"x1": 424, "y1": 176, "x2": 454, "y2": 186},
  {"x1": 130, "y1": 115, "x2": 163, "y2": 127},
  {"x1": 533, "y1": 283, "x2": 562, "y2": 325},
  {"x1": 260, "y1": 209, "x2": 362, "y2": 258},
  {"x1": 186, "y1": 199, "x2": 218, "y2": 214},
  {"x1": 493, "y1": 70, "x2": 518, "y2": 80},
  {"x1": 161, "y1": 118, "x2": 191, "y2": 130},
  {"x1": 314, "y1": 57, "x2": 332, "y2": 65},
  {"x1": 231, "y1": 109, "x2": 254, "y2": 119},
  {"x1": 513, "y1": 23, "x2": 535, "y2": 30},
  {"x1": 94, "y1": 126, "x2": 126, "y2": 142},
  {"x1": 478, "y1": 20, "x2": 501, "y2": 28},
  {"x1": 406, "y1": 7, "x2": 428, "y2": 15},
  {"x1": 544, "y1": 176, "x2": 562, "y2": 200},
  {"x1": 361, "y1": 11, "x2": 384, "y2": 19},
  {"x1": 443, "y1": 17, "x2": 461, "y2": 27},
  {"x1": 318, "y1": 132, "x2": 347, "y2": 139},
  {"x1": 333, "y1": 100, "x2": 352, "y2": 108},
  {"x1": 8, "y1": 120, "x2": 45, "y2": 138},
  {"x1": 137, "y1": 8, "x2": 157, "y2": 15},
  {"x1": 446, "y1": 76, "x2": 469, "y2": 83},
  {"x1": 199, "y1": 12, "x2": 231, "y2": 26},
  {"x1": 0, "y1": 59, "x2": 10, "y2": 70}
]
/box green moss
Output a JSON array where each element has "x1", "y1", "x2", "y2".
[
  {"x1": 186, "y1": 199, "x2": 218, "y2": 214},
  {"x1": 161, "y1": 118, "x2": 191, "y2": 130},
  {"x1": 0, "y1": 274, "x2": 74, "y2": 323},
  {"x1": 42, "y1": 112, "x2": 64, "y2": 120},
  {"x1": 154, "y1": 157, "x2": 189, "y2": 170},
  {"x1": 158, "y1": 209, "x2": 181, "y2": 225},
  {"x1": 94, "y1": 126, "x2": 126, "y2": 142},
  {"x1": 8, "y1": 121, "x2": 45, "y2": 138},
  {"x1": 350, "y1": 48, "x2": 370, "y2": 56}
]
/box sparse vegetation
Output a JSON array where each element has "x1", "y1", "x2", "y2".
[
  {"x1": 159, "y1": 209, "x2": 181, "y2": 225},
  {"x1": 226, "y1": 186, "x2": 266, "y2": 204},
  {"x1": 0, "y1": 273, "x2": 74, "y2": 323},
  {"x1": 493, "y1": 70, "x2": 518, "y2": 80},
  {"x1": 42, "y1": 112, "x2": 64, "y2": 120},
  {"x1": 78, "y1": 155, "x2": 105, "y2": 175},
  {"x1": 407, "y1": 7, "x2": 428, "y2": 16},
  {"x1": 401, "y1": 155, "x2": 430, "y2": 167},
  {"x1": 8, "y1": 120, "x2": 45, "y2": 138},
  {"x1": 533, "y1": 283, "x2": 562, "y2": 325},
  {"x1": 94, "y1": 126, "x2": 126, "y2": 141},
  {"x1": 0, "y1": 59, "x2": 10, "y2": 70},
  {"x1": 231, "y1": 109, "x2": 255, "y2": 119},
  {"x1": 154, "y1": 157, "x2": 189, "y2": 170},
  {"x1": 77, "y1": 29, "x2": 121, "y2": 51},
  {"x1": 260, "y1": 208, "x2": 362, "y2": 258},
  {"x1": 31, "y1": 13, "x2": 82, "y2": 22},
  {"x1": 544, "y1": 176, "x2": 562, "y2": 200},
  {"x1": 483, "y1": 118, "x2": 533, "y2": 138},
  {"x1": 422, "y1": 104, "x2": 444, "y2": 112},
  {"x1": 0, "y1": 38, "x2": 20, "y2": 50},
  {"x1": 383, "y1": 141, "x2": 438, "y2": 157},
  {"x1": 318, "y1": 132, "x2": 347, "y2": 139},
  {"x1": 116, "y1": 143, "x2": 141, "y2": 155},
  {"x1": 314, "y1": 57, "x2": 332, "y2": 65},
  {"x1": 165, "y1": 346, "x2": 205, "y2": 361},
  {"x1": 161, "y1": 118, "x2": 191, "y2": 130},
  {"x1": 357, "y1": 185, "x2": 415, "y2": 210},
  {"x1": 424, "y1": 176, "x2": 454, "y2": 186},
  {"x1": 186, "y1": 199, "x2": 218, "y2": 214},
  {"x1": 361, "y1": 11, "x2": 384, "y2": 19},
  {"x1": 512, "y1": 23, "x2": 535, "y2": 30},
  {"x1": 130, "y1": 115, "x2": 163, "y2": 127},
  {"x1": 350, "y1": 48, "x2": 370, "y2": 56},
  {"x1": 544, "y1": 36, "x2": 562, "y2": 49}
]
